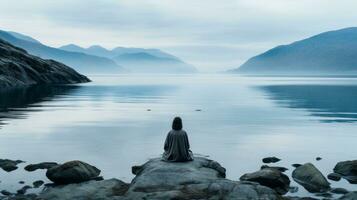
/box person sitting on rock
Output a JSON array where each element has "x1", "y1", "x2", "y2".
[{"x1": 162, "y1": 117, "x2": 193, "y2": 162}]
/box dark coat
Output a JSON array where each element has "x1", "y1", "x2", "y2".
[{"x1": 162, "y1": 129, "x2": 193, "y2": 162}]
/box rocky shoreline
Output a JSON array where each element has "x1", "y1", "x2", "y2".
[
  {"x1": 0, "y1": 156, "x2": 357, "y2": 200},
  {"x1": 0, "y1": 39, "x2": 90, "y2": 89}
]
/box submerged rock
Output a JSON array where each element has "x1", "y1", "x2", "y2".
[
  {"x1": 0, "y1": 39, "x2": 90, "y2": 89},
  {"x1": 25, "y1": 162, "x2": 58, "y2": 172},
  {"x1": 292, "y1": 163, "x2": 330, "y2": 193},
  {"x1": 0, "y1": 159, "x2": 24, "y2": 172},
  {"x1": 240, "y1": 168, "x2": 290, "y2": 195},
  {"x1": 334, "y1": 160, "x2": 357, "y2": 184},
  {"x1": 1, "y1": 190, "x2": 12, "y2": 196},
  {"x1": 33, "y1": 180, "x2": 45, "y2": 188},
  {"x1": 17, "y1": 185, "x2": 32, "y2": 195},
  {"x1": 46, "y1": 160, "x2": 101, "y2": 184},
  {"x1": 262, "y1": 157, "x2": 281, "y2": 164}
]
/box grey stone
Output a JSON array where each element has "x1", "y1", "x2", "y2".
[
  {"x1": 334, "y1": 160, "x2": 357, "y2": 184},
  {"x1": 46, "y1": 160, "x2": 100, "y2": 184},
  {"x1": 340, "y1": 191, "x2": 357, "y2": 200},
  {"x1": 240, "y1": 168, "x2": 290, "y2": 195},
  {"x1": 262, "y1": 157, "x2": 281, "y2": 163},
  {"x1": 33, "y1": 180, "x2": 44, "y2": 188},
  {"x1": 0, "y1": 159, "x2": 24, "y2": 172},
  {"x1": 327, "y1": 173, "x2": 342, "y2": 181},
  {"x1": 331, "y1": 187, "x2": 349, "y2": 194},
  {"x1": 24, "y1": 162, "x2": 58, "y2": 172},
  {"x1": 292, "y1": 163, "x2": 330, "y2": 193}
]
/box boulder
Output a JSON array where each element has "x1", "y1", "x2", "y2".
[
  {"x1": 127, "y1": 157, "x2": 281, "y2": 199},
  {"x1": 331, "y1": 187, "x2": 349, "y2": 194},
  {"x1": 0, "y1": 159, "x2": 24, "y2": 172},
  {"x1": 292, "y1": 163, "x2": 330, "y2": 193},
  {"x1": 334, "y1": 160, "x2": 357, "y2": 184},
  {"x1": 263, "y1": 157, "x2": 281, "y2": 163},
  {"x1": 25, "y1": 162, "x2": 58, "y2": 172},
  {"x1": 240, "y1": 168, "x2": 290, "y2": 194},
  {"x1": 340, "y1": 191, "x2": 357, "y2": 200},
  {"x1": 46, "y1": 160, "x2": 100, "y2": 184},
  {"x1": 327, "y1": 173, "x2": 342, "y2": 181},
  {"x1": 33, "y1": 180, "x2": 45, "y2": 188}
]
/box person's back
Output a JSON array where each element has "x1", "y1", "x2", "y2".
[{"x1": 162, "y1": 117, "x2": 193, "y2": 162}]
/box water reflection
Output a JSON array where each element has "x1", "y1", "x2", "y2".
[
  {"x1": 260, "y1": 85, "x2": 357, "y2": 122},
  {"x1": 0, "y1": 85, "x2": 79, "y2": 128}
]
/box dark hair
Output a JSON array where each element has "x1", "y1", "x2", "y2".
[{"x1": 172, "y1": 117, "x2": 183, "y2": 131}]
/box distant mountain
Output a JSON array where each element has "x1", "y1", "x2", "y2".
[
  {"x1": 60, "y1": 44, "x2": 197, "y2": 73},
  {"x1": 0, "y1": 38, "x2": 89, "y2": 89},
  {"x1": 0, "y1": 30, "x2": 123, "y2": 74},
  {"x1": 113, "y1": 52, "x2": 197, "y2": 73},
  {"x1": 235, "y1": 27, "x2": 357, "y2": 74},
  {"x1": 7, "y1": 31, "x2": 41, "y2": 44}
]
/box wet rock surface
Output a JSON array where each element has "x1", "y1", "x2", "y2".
[
  {"x1": 334, "y1": 160, "x2": 357, "y2": 184},
  {"x1": 0, "y1": 159, "x2": 24, "y2": 172},
  {"x1": 292, "y1": 163, "x2": 330, "y2": 193},
  {"x1": 0, "y1": 39, "x2": 90, "y2": 89},
  {"x1": 24, "y1": 162, "x2": 58, "y2": 172},
  {"x1": 240, "y1": 168, "x2": 290, "y2": 195},
  {"x1": 46, "y1": 160, "x2": 101, "y2": 184},
  {"x1": 263, "y1": 157, "x2": 281, "y2": 164}
]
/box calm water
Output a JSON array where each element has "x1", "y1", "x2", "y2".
[{"x1": 0, "y1": 74, "x2": 357, "y2": 197}]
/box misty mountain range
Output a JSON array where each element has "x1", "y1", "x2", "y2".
[
  {"x1": 234, "y1": 27, "x2": 357, "y2": 75},
  {"x1": 0, "y1": 30, "x2": 196, "y2": 74}
]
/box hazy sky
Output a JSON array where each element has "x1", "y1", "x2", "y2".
[{"x1": 1, "y1": 0, "x2": 357, "y2": 72}]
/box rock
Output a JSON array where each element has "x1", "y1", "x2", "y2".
[
  {"x1": 314, "y1": 192, "x2": 332, "y2": 198},
  {"x1": 17, "y1": 185, "x2": 32, "y2": 195},
  {"x1": 19, "y1": 181, "x2": 25, "y2": 184},
  {"x1": 0, "y1": 159, "x2": 24, "y2": 172},
  {"x1": 327, "y1": 172, "x2": 342, "y2": 181},
  {"x1": 33, "y1": 180, "x2": 44, "y2": 188},
  {"x1": 292, "y1": 164, "x2": 302, "y2": 168},
  {"x1": 24, "y1": 162, "x2": 58, "y2": 172},
  {"x1": 39, "y1": 179, "x2": 129, "y2": 200},
  {"x1": 285, "y1": 197, "x2": 318, "y2": 200},
  {"x1": 292, "y1": 163, "x2": 330, "y2": 193},
  {"x1": 262, "y1": 157, "x2": 281, "y2": 163},
  {"x1": 1, "y1": 190, "x2": 12, "y2": 196},
  {"x1": 331, "y1": 187, "x2": 349, "y2": 194},
  {"x1": 38, "y1": 157, "x2": 282, "y2": 200},
  {"x1": 0, "y1": 39, "x2": 90, "y2": 89},
  {"x1": 316, "y1": 157, "x2": 322, "y2": 161},
  {"x1": 46, "y1": 160, "x2": 101, "y2": 184},
  {"x1": 289, "y1": 186, "x2": 299, "y2": 193},
  {"x1": 334, "y1": 160, "x2": 357, "y2": 184},
  {"x1": 340, "y1": 191, "x2": 357, "y2": 200},
  {"x1": 127, "y1": 157, "x2": 280, "y2": 199},
  {"x1": 261, "y1": 165, "x2": 288, "y2": 172},
  {"x1": 240, "y1": 168, "x2": 290, "y2": 195}
]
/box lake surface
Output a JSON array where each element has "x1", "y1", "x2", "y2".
[{"x1": 0, "y1": 74, "x2": 357, "y2": 197}]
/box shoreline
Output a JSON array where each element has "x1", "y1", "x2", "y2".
[{"x1": 0, "y1": 156, "x2": 356, "y2": 200}]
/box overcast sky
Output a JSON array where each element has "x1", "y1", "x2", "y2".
[{"x1": 1, "y1": 0, "x2": 357, "y2": 72}]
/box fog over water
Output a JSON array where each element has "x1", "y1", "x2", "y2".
[{"x1": 0, "y1": 74, "x2": 357, "y2": 197}]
